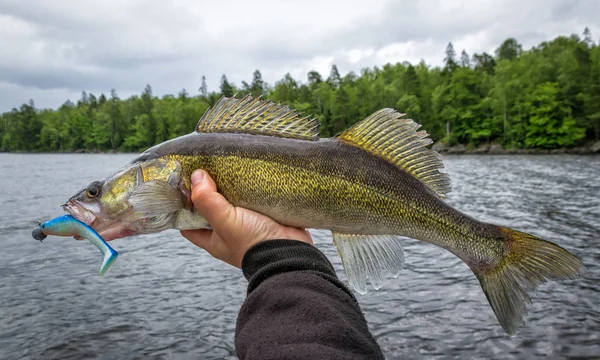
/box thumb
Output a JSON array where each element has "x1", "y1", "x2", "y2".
[{"x1": 190, "y1": 170, "x2": 236, "y2": 230}]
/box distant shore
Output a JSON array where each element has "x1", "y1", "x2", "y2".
[
  {"x1": 432, "y1": 141, "x2": 600, "y2": 155},
  {"x1": 2, "y1": 141, "x2": 599, "y2": 155},
  {"x1": 0, "y1": 149, "x2": 138, "y2": 154}
]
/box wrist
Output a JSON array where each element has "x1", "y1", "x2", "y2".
[{"x1": 241, "y1": 240, "x2": 336, "y2": 293}]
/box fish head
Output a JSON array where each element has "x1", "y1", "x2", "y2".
[
  {"x1": 63, "y1": 158, "x2": 185, "y2": 241},
  {"x1": 63, "y1": 164, "x2": 141, "y2": 240}
]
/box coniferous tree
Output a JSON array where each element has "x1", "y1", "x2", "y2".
[
  {"x1": 250, "y1": 70, "x2": 265, "y2": 97},
  {"x1": 199, "y1": 75, "x2": 208, "y2": 99},
  {"x1": 220, "y1": 75, "x2": 234, "y2": 97},
  {"x1": 328, "y1": 65, "x2": 342, "y2": 88},
  {"x1": 444, "y1": 42, "x2": 458, "y2": 73},
  {"x1": 460, "y1": 50, "x2": 471, "y2": 67}
]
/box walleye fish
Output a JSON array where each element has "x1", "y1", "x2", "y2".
[{"x1": 62, "y1": 95, "x2": 582, "y2": 334}]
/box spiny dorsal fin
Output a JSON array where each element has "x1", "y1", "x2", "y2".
[
  {"x1": 196, "y1": 94, "x2": 320, "y2": 140},
  {"x1": 336, "y1": 109, "x2": 451, "y2": 197}
]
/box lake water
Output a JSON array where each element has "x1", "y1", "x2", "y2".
[{"x1": 0, "y1": 153, "x2": 598, "y2": 359}]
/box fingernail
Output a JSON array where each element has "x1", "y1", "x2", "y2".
[{"x1": 191, "y1": 170, "x2": 205, "y2": 186}]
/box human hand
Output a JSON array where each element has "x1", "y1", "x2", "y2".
[{"x1": 181, "y1": 170, "x2": 313, "y2": 268}]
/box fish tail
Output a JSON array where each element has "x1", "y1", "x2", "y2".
[{"x1": 474, "y1": 226, "x2": 583, "y2": 335}]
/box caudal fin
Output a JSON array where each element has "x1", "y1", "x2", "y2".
[{"x1": 475, "y1": 227, "x2": 583, "y2": 335}]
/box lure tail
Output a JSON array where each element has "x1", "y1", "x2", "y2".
[
  {"x1": 98, "y1": 242, "x2": 118, "y2": 276},
  {"x1": 75, "y1": 217, "x2": 119, "y2": 276},
  {"x1": 474, "y1": 227, "x2": 583, "y2": 334}
]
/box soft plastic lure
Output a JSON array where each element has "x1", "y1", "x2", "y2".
[{"x1": 32, "y1": 214, "x2": 118, "y2": 275}]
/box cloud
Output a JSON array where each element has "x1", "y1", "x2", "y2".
[{"x1": 0, "y1": 0, "x2": 598, "y2": 111}]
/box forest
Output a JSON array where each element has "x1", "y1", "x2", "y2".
[{"x1": 1, "y1": 29, "x2": 599, "y2": 153}]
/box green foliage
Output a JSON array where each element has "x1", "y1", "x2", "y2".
[
  {"x1": 220, "y1": 75, "x2": 234, "y2": 97},
  {"x1": 2, "y1": 133, "x2": 11, "y2": 151},
  {"x1": 396, "y1": 94, "x2": 421, "y2": 121},
  {"x1": 496, "y1": 38, "x2": 523, "y2": 61},
  {"x1": 525, "y1": 82, "x2": 585, "y2": 148},
  {"x1": 0, "y1": 30, "x2": 597, "y2": 153}
]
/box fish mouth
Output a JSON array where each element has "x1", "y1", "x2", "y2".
[
  {"x1": 63, "y1": 200, "x2": 97, "y2": 240},
  {"x1": 62, "y1": 200, "x2": 134, "y2": 241},
  {"x1": 63, "y1": 200, "x2": 96, "y2": 226}
]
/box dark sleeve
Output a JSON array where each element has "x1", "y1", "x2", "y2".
[{"x1": 235, "y1": 239, "x2": 384, "y2": 360}]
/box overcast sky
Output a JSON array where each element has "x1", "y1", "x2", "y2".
[{"x1": 0, "y1": 0, "x2": 598, "y2": 112}]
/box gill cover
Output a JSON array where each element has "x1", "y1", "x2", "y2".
[{"x1": 127, "y1": 158, "x2": 185, "y2": 231}]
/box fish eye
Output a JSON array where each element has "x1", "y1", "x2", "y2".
[{"x1": 86, "y1": 183, "x2": 101, "y2": 198}]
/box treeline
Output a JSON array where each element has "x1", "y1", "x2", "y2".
[{"x1": 1, "y1": 29, "x2": 599, "y2": 153}]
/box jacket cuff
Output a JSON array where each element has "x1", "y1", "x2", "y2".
[{"x1": 241, "y1": 240, "x2": 338, "y2": 294}]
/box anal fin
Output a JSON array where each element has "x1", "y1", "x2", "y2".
[{"x1": 332, "y1": 232, "x2": 405, "y2": 294}]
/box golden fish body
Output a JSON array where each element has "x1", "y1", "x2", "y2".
[{"x1": 64, "y1": 95, "x2": 583, "y2": 335}]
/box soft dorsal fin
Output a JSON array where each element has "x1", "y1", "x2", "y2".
[
  {"x1": 336, "y1": 109, "x2": 451, "y2": 197},
  {"x1": 196, "y1": 95, "x2": 319, "y2": 140}
]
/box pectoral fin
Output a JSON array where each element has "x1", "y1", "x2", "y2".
[
  {"x1": 332, "y1": 232, "x2": 405, "y2": 294},
  {"x1": 130, "y1": 180, "x2": 184, "y2": 216}
]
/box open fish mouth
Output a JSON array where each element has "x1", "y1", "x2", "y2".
[
  {"x1": 62, "y1": 200, "x2": 135, "y2": 241},
  {"x1": 63, "y1": 200, "x2": 97, "y2": 240},
  {"x1": 63, "y1": 200, "x2": 96, "y2": 226}
]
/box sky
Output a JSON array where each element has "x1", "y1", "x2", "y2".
[{"x1": 0, "y1": 0, "x2": 598, "y2": 112}]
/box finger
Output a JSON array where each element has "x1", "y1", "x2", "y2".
[
  {"x1": 190, "y1": 170, "x2": 237, "y2": 231},
  {"x1": 181, "y1": 229, "x2": 213, "y2": 252}
]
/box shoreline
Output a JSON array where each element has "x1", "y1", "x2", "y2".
[
  {"x1": 432, "y1": 141, "x2": 600, "y2": 155},
  {"x1": 1, "y1": 141, "x2": 599, "y2": 155},
  {"x1": 0, "y1": 150, "x2": 139, "y2": 155}
]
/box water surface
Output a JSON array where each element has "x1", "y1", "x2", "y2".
[{"x1": 0, "y1": 154, "x2": 598, "y2": 359}]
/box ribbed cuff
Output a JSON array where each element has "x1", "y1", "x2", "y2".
[{"x1": 241, "y1": 240, "x2": 338, "y2": 294}]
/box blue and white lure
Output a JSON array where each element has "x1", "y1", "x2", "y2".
[{"x1": 32, "y1": 215, "x2": 118, "y2": 275}]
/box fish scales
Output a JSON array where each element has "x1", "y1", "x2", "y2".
[{"x1": 146, "y1": 133, "x2": 505, "y2": 263}]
